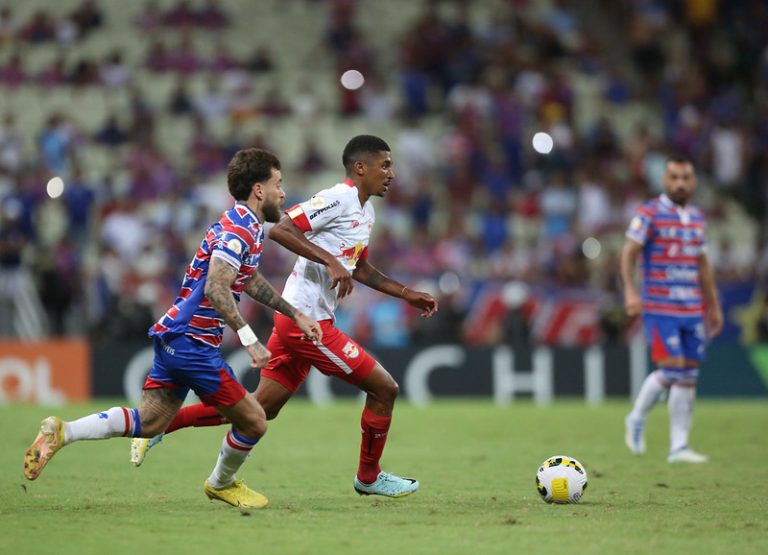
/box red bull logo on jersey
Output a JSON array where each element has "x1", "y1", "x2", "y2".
[
  {"x1": 342, "y1": 341, "x2": 360, "y2": 359},
  {"x1": 340, "y1": 242, "x2": 364, "y2": 266}
]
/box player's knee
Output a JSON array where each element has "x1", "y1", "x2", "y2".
[
  {"x1": 239, "y1": 414, "x2": 267, "y2": 440},
  {"x1": 376, "y1": 374, "x2": 399, "y2": 406},
  {"x1": 139, "y1": 414, "x2": 168, "y2": 437},
  {"x1": 263, "y1": 404, "x2": 281, "y2": 421}
]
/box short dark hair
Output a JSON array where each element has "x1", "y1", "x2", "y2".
[
  {"x1": 666, "y1": 154, "x2": 693, "y2": 166},
  {"x1": 227, "y1": 148, "x2": 281, "y2": 200},
  {"x1": 342, "y1": 135, "x2": 391, "y2": 170}
]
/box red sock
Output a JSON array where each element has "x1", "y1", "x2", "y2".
[
  {"x1": 357, "y1": 406, "x2": 392, "y2": 484},
  {"x1": 165, "y1": 403, "x2": 227, "y2": 433}
]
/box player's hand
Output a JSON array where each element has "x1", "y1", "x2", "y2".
[
  {"x1": 245, "y1": 342, "x2": 271, "y2": 369},
  {"x1": 624, "y1": 289, "x2": 642, "y2": 318},
  {"x1": 404, "y1": 289, "x2": 439, "y2": 318},
  {"x1": 294, "y1": 312, "x2": 323, "y2": 342},
  {"x1": 328, "y1": 258, "x2": 353, "y2": 298},
  {"x1": 706, "y1": 305, "x2": 724, "y2": 338}
]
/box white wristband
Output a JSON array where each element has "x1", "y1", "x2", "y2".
[{"x1": 237, "y1": 325, "x2": 258, "y2": 346}]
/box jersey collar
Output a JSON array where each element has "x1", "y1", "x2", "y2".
[
  {"x1": 235, "y1": 201, "x2": 261, "y2": 223},
  {"x1": 342, "y1": 178, "x2": 356, "y2": 188},
  {"x1": 660, "y1": 194, "x2": 691, "y2": 224}
]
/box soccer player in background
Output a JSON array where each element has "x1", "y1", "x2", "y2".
[
  {"x1": 622, "y1": 155, "x2": 723, "y2": 463},
  {"x1": 23, "y1": 149, "x2": 322, "y2": 508},
  {"x1": 131, "y1": 135, "x2": 439, "y2": 497}
]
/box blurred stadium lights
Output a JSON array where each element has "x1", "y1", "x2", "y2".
[
  {"x1": 438, "y1": 272, "x2": 461, "y2": 295},
  {"x1": 340, "y1": 69, "x2": 365, "y2": 90},
  {"x1": 581, "y1": 237, "x2": 601, "y2": 260},
  {"x1": 46, "y1": 176, "x2": 65, "y2": 199},
  {"x1": 531, "y1": 132, "x2": 554, "y2": 154}
]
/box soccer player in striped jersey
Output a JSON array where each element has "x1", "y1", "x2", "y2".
[
  {"x1": 22, "y1": 149, "x2": 322, "y2": 508},
  {"x1": 131, "y1": 135, "x2": 439, "y2": 498},
  {"x1": 621, "y1": 155, "x2": 723, "y2": 463}
]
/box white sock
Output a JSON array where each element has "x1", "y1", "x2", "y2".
[
  {"x1": 629, "y1": 371, "x2": 668, "y2": 421},
  {"x1": 207, "y1": 429, "x2": 259, "y2": 488},
  {"x1": 64, "y1": 407, "x2": 140, "y2": 444},
  {"x1": 668, "y1": 384, "x2": 695, "y2": 452}
]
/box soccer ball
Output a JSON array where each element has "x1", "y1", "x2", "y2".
[{"x1": 535, "y1": 455, "x2": 588, "y2": 504}]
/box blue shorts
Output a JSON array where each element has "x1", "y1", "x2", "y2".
[
  {"x1": 643, "y1": 314, "x2": 706, "y2": 363},
  {"x1": 144, "y1": 334, "x2": 246, "y2": 407}
]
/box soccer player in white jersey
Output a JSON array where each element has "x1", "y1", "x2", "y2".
[
  {"x1": 22, "y1": 149, "x2": 322, "y2": 508},
  {"x1": 131, "y1": 135, "x2": 439, "y2": 497}
]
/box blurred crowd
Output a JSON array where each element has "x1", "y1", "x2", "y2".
[{"x1": 1, "y1": 0, "x2": 767, "y2": 346}]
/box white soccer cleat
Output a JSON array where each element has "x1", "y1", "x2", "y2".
[
  {"x1": 667, "y1": 448, "x2": 708, "y2": 463},
  {"x1": 624, "y1": 415, "x2": 646, "y2": 455},
  {"x1": 353, "y1": 471, "x2": 419, "y2": 498}
]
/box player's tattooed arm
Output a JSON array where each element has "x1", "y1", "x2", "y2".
[
  {"x1": 244, "y1": 270, "x2": 297, "y2": 319},
  {"x1": 205, "y1": 257, "x2": 248, "y2": 331},
  {"x1": 244, "y1": 269, "x2": 323, "y2": 342}
]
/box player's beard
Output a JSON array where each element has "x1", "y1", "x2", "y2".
[
  {"x1": 263, "y1": 201, "x2": 282, "y2": 223},
  {"x1": 669, "y1": 188, "x2": 690, "y2": 205}
]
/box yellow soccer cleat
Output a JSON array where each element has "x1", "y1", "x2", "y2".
[
  {"x1": 204, "y1": 479, "x2": 268, "y2": 509},
  {"x1": 23, "y1": 416, "x2": 65, "y2": 480},
  {"x1": 130, "y1": 433, "x2": 164, "y2": 467}
]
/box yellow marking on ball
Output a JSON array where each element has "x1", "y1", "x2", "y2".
[{"x1": 551, "y1": 478, "x2": 570, "y2": 503}]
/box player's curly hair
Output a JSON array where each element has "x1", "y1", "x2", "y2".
[
  {"x1": 227, "y1": 148, "x2": 281, "y2": 201},
  {"x1": 342, "y1": 135, "x2": 390, "y2": 170}
]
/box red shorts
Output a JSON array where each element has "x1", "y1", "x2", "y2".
[{"x1": 260, "y1": 313, "x2": 376, "y2": 393}]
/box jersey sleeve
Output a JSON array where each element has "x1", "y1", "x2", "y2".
[
  {"x1": 210, "y1": 228, "x2": 250, "y2": 269},
  {"x1": 625, "y1": 207, "x2": 653, "y2": 245},
  {"x1": 697, "y1": 214, "x2": 708, "y2": 254},
  {"x1": 285, "y1": 190, "x2": 345, "y2": 233}
]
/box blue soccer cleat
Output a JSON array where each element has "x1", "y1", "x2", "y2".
[{"x1": 354, "y1": 471, "x2": 419, "y2": 498}]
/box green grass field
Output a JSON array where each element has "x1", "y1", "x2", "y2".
[{"x1": 1, "y1": 399, "x2": 766, "y2": 555}]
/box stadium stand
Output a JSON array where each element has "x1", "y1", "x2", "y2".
[{"x1": 0, "y1": 0, "x2": 766, "y2": 347}]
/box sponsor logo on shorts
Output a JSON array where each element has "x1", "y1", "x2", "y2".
[
  {"x1": 666, "y1": 336, "x2": 680, "y2": 348},
  {"x1": 342, "y1": 341, "x2": 360, "y2": 359}
]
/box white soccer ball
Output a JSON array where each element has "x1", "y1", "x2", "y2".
[{"x1": 535, "y1": 455, "x2": 588, "y2": 504}]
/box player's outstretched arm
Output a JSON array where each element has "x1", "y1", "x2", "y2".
[
  {"x1": 205, "y1": 257, "x2": 270, "y2": 368},
  {"x1": 698, "y1": 252, "x2": 723, "y2": 338},
  {"x1": 269, "y1": 215, "x2": 354, "y2": 298},
  {"x1": 620, "y1": 238, "x2": 643, "y2": 317},
  {"x1": 243, "y1": 270, "x2": 322, "y2": 341},
  {"x1": 353, "y1": 259, "x2": 438, "y2": 317}
]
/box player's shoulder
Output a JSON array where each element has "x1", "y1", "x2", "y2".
[
  {"x1": 634, "y1": 197, "x2": 660, "y2": 217},
  {"x1": 688, "y1": 203, "x2": 706, "y2": 220},
  {"x1": 219, "y1": 205, "x2": 260, "y2": 243},
  {"x1": 308, "y1": 182, "x2": 357, "y2": 207}
]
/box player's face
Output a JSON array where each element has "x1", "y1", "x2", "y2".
[
  {"x1": 663, "y1": 161, "x2": 696, "y2": 205},
  {"x1": 364, "y1": 151, "x2": 394, "y2": 197},
  {"x1": 261, "y1": 168, "x2": 285, "y2": 223}
]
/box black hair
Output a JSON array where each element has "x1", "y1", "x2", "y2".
[
  {"x1": 666, "y1": 154, "x2": 693, "y2": 166},
  {"x1": 342, "y1": 135, "x2": 390, "y2": 170},
  {"x1": 227, "y1": 148, "x2": 281, "y2": 201}
]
